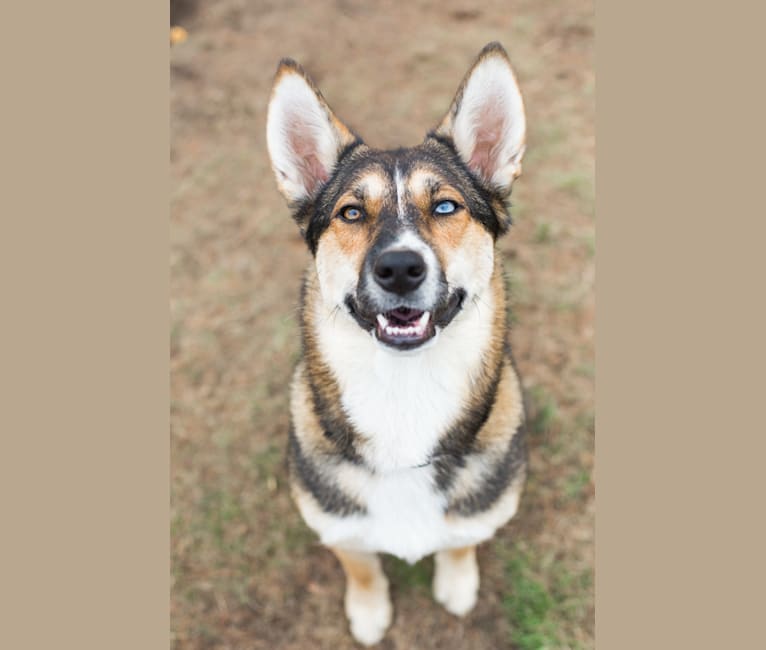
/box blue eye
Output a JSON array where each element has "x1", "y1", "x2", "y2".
[
  {"x1": 434, "y1": 200, "x2": 457, "y2": 215},
  {"x1": 340, "y1": 206, "x2": 364, "y2": 222}
]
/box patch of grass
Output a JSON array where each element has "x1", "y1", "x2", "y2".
[
  {"x1": 510, "y1": 195, "x2": 527, "y2": 222},
  {"x1": 534, "y1": 221, "x2": 553, "y2": 244},
  {"x1": 504, "y1": 555, "x2": 560, "y2": 649},
  {"x1": 583, "y1": 234, "x2": 595, "y2": 258},
  {"x1": 527, "y1": 386, "x2": 558, "y2": 436},
  {"x1": 563, "y1": 469, "x2": 591, "y2": 501},
  {"x1": 251, "y1": 442, "x2": 283, "y2": 479},
  {"x1": 526, "y1": 123, "x2": 568, "y2": 165},
  {"x1": 500, "y1": 544, "x2": 592, "y2": 650},
  {"x1": 574, "y1": 411, "x2": 595, "y2": 435},
  {"x1": 384, "y1": 555, "x2": 433, "y2": 593},
  {"x1": 270, "y1": 313, "x2": 298, "y2": 354},
  {"x1": 575, "y1": 362, "x2": 595, "y2": 379},
  {"x1": 551, "y1": 170, "x2": 595, "y2": 216},
  {"x1": 504, "y1": 267, "x2": 531, "y2": 310},
  {"x1": 197, "y1": 487, "x2": 247, "y2": 556},
  {"x1": 284, "y1": 520, "x2": 316, "y2": 553}
]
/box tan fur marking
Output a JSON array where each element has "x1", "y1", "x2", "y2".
[
  {"x1": 444, "y1": 361, "x2": 525, "y2": 506},
  {"x1": 325, "y1": 169, "x2": 389, "y2": 260},
  {"x1": 332, "y1": 547, "x2": 380, "y2": 590},
  {"x1": 474, "y1": 267, "x2": 523, "y2": 450},
  {"x1": 407, "y1": 167, "x2": 484, "y2": 269},
  {"x1": 321, "y1": 224, "x2": 368, "y2": 271},
  {"x1": 296, "y1": 271, "x2": 348, "y2": 455},
  {"x1": 447, "y1": 545, "x2": 475, "y2": 561},
  {"x1": 289, "y1": 362, "x2": 336, "y2": 454},
  {"x1": 331, "y1": 170, "x2": 388, "y2": 222}
]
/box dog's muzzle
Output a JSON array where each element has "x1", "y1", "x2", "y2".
[{"x1": 345, "y1": 288, "x2": 466, "y2": 351}]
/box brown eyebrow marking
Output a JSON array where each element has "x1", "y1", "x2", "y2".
[
  {"x1": 332, "y1": 169, "x2": 388, "y2": 217},
  {"x1": 408, "y1": 169, "x2": 466, "y2": 215}
]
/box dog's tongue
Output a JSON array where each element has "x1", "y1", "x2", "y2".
[{"x1": 388, "y1": 307, "x2": 421, "y2": 324}]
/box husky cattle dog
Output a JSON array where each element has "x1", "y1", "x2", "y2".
[{"x1": 266, "y1": 42, "x2": 528, "y2": 645}]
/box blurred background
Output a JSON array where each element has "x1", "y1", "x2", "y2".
[{"x1": 171, "y1": 1, "x2": 593, "y2": 648}]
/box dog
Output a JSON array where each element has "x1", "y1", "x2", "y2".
[{"x1": 266, "y1": 42, "x2": 528, "y2": 645}]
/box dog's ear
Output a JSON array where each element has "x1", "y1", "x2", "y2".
[
  {"x1": 267, "y1": 59, "x2": 359, "y2": 205},
  {"x1": 434, "y1": 42, "x2": 526, "y2": 197}
]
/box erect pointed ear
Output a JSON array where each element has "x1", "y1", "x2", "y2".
[
  {"x1": 266, "y1": 59, "x2": 359, "y2": 205},
  {"x1": 434, "y1": 42, "x2": 526, "y2": 196}
]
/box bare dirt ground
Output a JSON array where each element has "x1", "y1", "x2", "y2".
[{"x1": 171, "y1": 1, "x2": 594, "y2": 648}]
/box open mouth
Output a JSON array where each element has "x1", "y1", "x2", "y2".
[
  {"x1": 376, "y1": 307, "x2": 434, "y2": 349},
  {"x1": 345, "y1": 289, "x2": 466, "y2": 351}
]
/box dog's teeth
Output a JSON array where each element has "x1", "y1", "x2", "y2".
[
  {"x1": 379, "y1": 311, "x2": 431, "y2": 339},
  {"x1": 412, "y1": 311, "x2": 430, "y2": 335}
]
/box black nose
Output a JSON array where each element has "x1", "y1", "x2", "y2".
[{"x1": 373, "y1": 249, "x2": 426, "y2": 295}]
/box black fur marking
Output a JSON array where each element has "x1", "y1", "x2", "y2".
[
  {"x1": 431, "y1": 355, "x2": 506, "y2": 492},
  {"x1": 446, "y1": 420, "x2": 527, "y2": 516},
  {"x1": 296, "y1": 138, "x2": 512, "y2": 255},
  {"x1": 298, "y1": 276, "x2": 366, "y2": 466},
  {"x1": 306, "y1": 377, "x2": 365, "y2": 466},
  {"x1": 288, "y1": 426, "x2": 366, "y2": 516}
]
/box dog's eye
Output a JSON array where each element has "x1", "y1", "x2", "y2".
[
  {"x1": 433, "y1": 200, "x2": 457, "y2": 216},
  {"x1": 339, "y1": 206, "x2": 364, "y2": 222}
]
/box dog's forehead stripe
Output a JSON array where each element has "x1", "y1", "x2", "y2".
[{"x1": 394, "y1": 164, "x2": 406, "y2": 222}]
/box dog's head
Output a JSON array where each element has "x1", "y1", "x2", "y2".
[{"x1": 267, "y1": 42, "x2": 526, "y2": 352}]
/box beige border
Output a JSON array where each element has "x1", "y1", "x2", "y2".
[
  {"x1": 3, "y1": 1, "x2": 765, "y2": 648},
  {"x1": 596, "y1": 1, "x2": 765, "y2": 648},
  {"x1": 0, "y1": 2, "x2": 168, "y2": 649}
]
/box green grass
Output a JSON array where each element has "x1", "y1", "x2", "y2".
[
  {"x1": 198, "y1": 487, "x2": 246, "y2": 555},
  {"x1": 551, "y1": 170, "x2": 595, "y2": 216},
  {"x1": 525, "y1": 123, "x2": 568, "y2": 165},
  {"x1": 527, "y1": 386, "x2": 558, "y2": 436},
  {"x1": 383, "y1": 555, "x2": 433, "y2": 593},
  {"x1": 504, "y1": 555, "x2": 559, "y2": 649},
  {"x1": 534, "y1": 221, "x2": 553, "y2": 244},
  {"x1": 563, "y1": 469, "x2": 591, "y2": 501},
  {"x1": 283, "y1": 520, "x2": 316, "y2": 552},
  {"x1": 575, "y1": 362, "x2": 595, "y2": 379},
  {"x1": 251, "y1": 442, "x2": 283, "y2": 479},
  {"x1": 583, "y1": 234, "x2": 595, "y2": 258},
  {"x1": 500, "y1": 544, "x2": 592, "y2": 650}
]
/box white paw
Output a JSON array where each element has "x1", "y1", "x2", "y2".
[
  {"x1": 345, "y1": 580, "x2": 392, "y2": 646},
  {"x1": 433, "y1": 551, "x2": 479, "y2": 617}
]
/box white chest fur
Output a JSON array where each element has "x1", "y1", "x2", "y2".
[
  {"x1": 314, "y1": 291, "x2": 495, "y2": 472},
  {"x1": 299, "y1": 462, "x2": 500, "y2": 564},
  {"x1": 302, "y1": 292, "x2": 500, "y2": 562}
]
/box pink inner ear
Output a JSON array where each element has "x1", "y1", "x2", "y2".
[
  {"x1": 467, "y1": 103, "x2": 506, "y2": 183},
  {"x1": 468, "y1": 129, "x2": 500, "y2": 182},
  {"x1": 288, "y1": 124, "x2": 329, "y2": 196}
]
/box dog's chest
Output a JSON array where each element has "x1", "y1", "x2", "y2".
[
  {"x1": 342, "y1": 350, "x2": 469, "y2": 470},
  {"x1": 324, "y1": 463, "x2": 492, "y2": 563},
  {"x1": 319, "y1": 315, "x2": 488, "y2": 472}
]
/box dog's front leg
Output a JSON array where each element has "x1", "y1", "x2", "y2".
[
  {"x1": 433, "y1": 545, "x2": 480, "y2": 616},
  {"x1": 330, "y1": 547, "x2": 392, "y2": 645}
]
